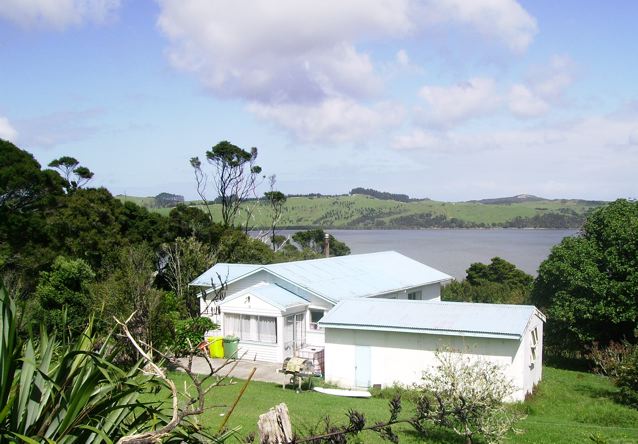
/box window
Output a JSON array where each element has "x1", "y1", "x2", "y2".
[
  {"x1": 530, "y1": 327, "x2": 539, "y2": 361},
  {"x1": 224, "y1": 313, "x2": 277, "y2": 344},
  {"x1": 407, "y1": 290, "x2": 422, "y2": 300},
  {"x1": 310, "y1": 309, "x2": 324, "y2": 330}
]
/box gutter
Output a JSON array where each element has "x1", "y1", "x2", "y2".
[{"x1": 318, "y1": 322, "x2": 521, "y2": 340}]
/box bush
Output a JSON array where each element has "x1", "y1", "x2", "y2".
[
  {"x1": 616, "y1": 346, "x2": 638, "y2": 408},
  {"x1": 171, "y1": 317, "x2": 218, "y2": 355},
  {"x1": 588, "y1": 341, "x2": 638, "y2": 408},
  {"x1": 587, "y1": 340, "x2": 634, "y2": 378},
  {"x1": 418, "y1": 350, "x2": 523, "y2": 444}
]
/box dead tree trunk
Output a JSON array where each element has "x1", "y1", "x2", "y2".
[{"x1": 258, "y1": 403, "x2": 293, "y2": 444}]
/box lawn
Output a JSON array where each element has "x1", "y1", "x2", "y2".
[{"x1": 164, "y1": 366, "x2": 638, "y2": 443}]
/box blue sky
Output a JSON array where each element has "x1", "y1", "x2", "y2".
[{"x1": 1, "y1": 0, "x2": 637, "y2": 201}]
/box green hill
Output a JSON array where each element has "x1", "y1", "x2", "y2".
[{"x1": 117, "y1": 193, "x2": 605, "y2": 229}]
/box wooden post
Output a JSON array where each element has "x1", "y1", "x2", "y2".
[
  {"x1": 218, "y1": 367, "x2": 256, "y2": 433},
  {"x1": 258, "y1": 403, "x2": 293, "y2": 444}
]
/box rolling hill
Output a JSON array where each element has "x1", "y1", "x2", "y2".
[{"x1": 116, "y1": 193, "x2": 606, "y2": 229}]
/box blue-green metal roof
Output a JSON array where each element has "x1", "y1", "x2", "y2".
[
  {"x1": 221, "y1": 282, "x2": 309, "y2": 311},
  {"x1": 191, "y1": 251, "x2": 453, "y2": 303},
  {"x1": 319, "y1": 299, "x2": 543, "y2": 339}
]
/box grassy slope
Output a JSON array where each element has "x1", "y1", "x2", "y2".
[
  {"x1": 115, "y1": 194, "x2": 158, "y2": 208},
  {"x1": 165, "y1": 367, "x2": 638, "y2": 443},
  {"x1": 146, "y1": 195, "x2": 601, "y2": 228}
]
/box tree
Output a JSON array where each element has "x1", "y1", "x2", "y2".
[
  {"x1": 190, "y1": 140, "x2": 263, "y2": 227},
  {"x1": 0, "y1": 139, "x2": 64, "y2": 214},
  {"x1": 466, "y1": 257, "x2": 533, "y2": 289},
  {"x1": 216, "y1": 229, "x2": 275, "y2": 264},
  {"x1": 167, "y1": 204, "x2": 225, "y2": 246},
  {"x1": 48, "y1": 155, "x2": 94, "y2": 190},
  {"x1": 292, "y1": 229, "x2": 351, "y2": 257},
  {"x1": 160, "y1": 236, "x2": 214, "y2": 318},
  {"x1": 0, "y1": 140, "x2": 64, "y2": 281},
  {"x1": 32, "y1": 256, "x2": 95, "y2": 335},
  {"x1": 443, "y1": 257, "x2": 533, "y2": 304},
  {"x1": 419, "y1": 350, "x2": 522, "y2": 444},
  {"x1": 531, "y1": 199, "x2": 638, "y2": 353},
  {"x1": 90, "y1": 244, "x2": 170, "y2": 355},
  {"x1": 265, "y1": 175, "x2": 287, "y2": 250}
]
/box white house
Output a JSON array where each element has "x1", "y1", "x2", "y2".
[
  {"x1": 190, "y1": 251, "x2": 544, "y2": 400},
  {"x1": 319, "y1": 298, "x2": 544, "y2": 401},
  {"x1": 190, "y1": 251, "x2": 453, "y2": 361}
]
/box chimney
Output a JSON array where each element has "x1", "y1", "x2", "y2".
[{"x1": 324, "y1": 233, "x2": 330, "y2": 258}]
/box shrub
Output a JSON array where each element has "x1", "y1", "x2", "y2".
[
  {"x1": 616, "y1": 346, "x2": 638, "y2": 408},
  {"x1": 588, "y1": 341, "x2": 638, "y2": 408},
  {"x1": 587, "y1": 340, "x2": 634, "y2": 378},
  {"x1": 418, "y1": 350, "x2": 523, "y2": 444},
  {"x1": 172, "y1": 316, "x2": 218, "y2": 355}
]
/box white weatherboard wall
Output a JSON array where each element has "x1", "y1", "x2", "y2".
[
  {"x1": 324, "y1": 328, "x2": 539, "y2": 401},
  {"x1": 220, "y1": 289, "x2": 306, "y2": 363}
]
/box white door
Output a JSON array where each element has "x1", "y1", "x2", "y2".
[{"x1": 355, "y1": 346, "x2": 371, "y2": 388}]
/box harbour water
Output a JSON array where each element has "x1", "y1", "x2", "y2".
[{"x1": 282, "y1": 229, "x2": 576, "y2": 281}]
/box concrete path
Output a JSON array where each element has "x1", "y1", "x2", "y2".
[{"x1": 176, "y1": 356, "x2": 285, "y2": 385}]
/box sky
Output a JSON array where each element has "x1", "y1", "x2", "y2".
[{"x1": 1, "y1": 0, "x2": 637, "y2": 201}]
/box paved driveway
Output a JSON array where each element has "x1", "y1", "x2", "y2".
[{"x1": 176, "y1": 357, "x2": 284, "y2": 384}]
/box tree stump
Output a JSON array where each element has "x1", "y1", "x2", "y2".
[{"x1": 258, "y1": 403, "x2": 293, "y2": 444}]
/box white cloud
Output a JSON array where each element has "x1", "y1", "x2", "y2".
[
  {"x1": 248, "y1": 98, "x2": 404, "y2": 144},
  {"x1": 0, "y1": 0, "x2": 120, "y2": 29},
  {"x1": 419, "y1": 77, "x2": 500, "y2": 126},
  {"x1": 157, "y1": 0, "x2": 411, "y2": 104},
  {"x1": 530, "y1": 55, "x2": 575, "y2": 98},
  {"x1": 0, "y1": 116, "x2": 18, "y2": 142},
  {"x1": 157, "y1": 0, "x2": 536, "y2": 105},
  {"x1": 390, "y1": 110, "x2": 638, "y2": 199},
  {"x1": 419, "y1": 0, "x2": 537, "y2": 52},
  {"x1": 507, "y1": 84, "x2": 549, "y2": 118},
  {"x1": 392, "y1": 129, "x2": 442, "y2": 150},
  {"x1": 157, "y1": 0, "x2": 537, "y2": 142},
  {"x1": 508, "y1": 55, "x2": 575, "y2": 118}
]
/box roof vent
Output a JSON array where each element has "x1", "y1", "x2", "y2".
[{"x1": 324, "y1": 233, "x2": 330, "y2": 257}]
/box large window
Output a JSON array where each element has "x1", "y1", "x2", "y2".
[
  {"x1": 408, "y1": 290, "x2": 422, "y2": 300},
  {"x1": 224, "y1": 313, "x2": 277, "y2": 344}
]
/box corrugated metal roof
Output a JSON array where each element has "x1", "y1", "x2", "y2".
[
  {"x1": 319, "y1": 299, "x2": 539, "y2": 339},
  {"x1": 190, "y1": 251, "x2": 453, "y2": 303},
  {"x1": 191, "y1": 263, "x2": 260, "y2": 287},
  {"x1": 221, "y1": 282, "x2": 309, "y2": 311}
]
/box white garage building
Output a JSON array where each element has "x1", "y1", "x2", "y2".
[{"x1": 320, "y1": 298, "x2": 545, "y2": 401}]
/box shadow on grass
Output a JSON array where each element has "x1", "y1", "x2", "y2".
[
  {"x1": 544, "y1": 352, "x2": 591, "y2": 372},
  {"x1": 402, "y1": 426, "x2": 477, "y2": 444},
  {"x1": 574, "y1": 382, "x2": 618, "y2": 400}
]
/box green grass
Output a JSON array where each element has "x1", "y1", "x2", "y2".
[
  {"x1": 162, "y1": 366, "x2": 638, "y2": 443},
  {"x1": 117, "y1": 194, "x2": 604, "y2": 229},
  {"x1": 115, "y1": 194, "x2": 158, "y2": 208}
]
